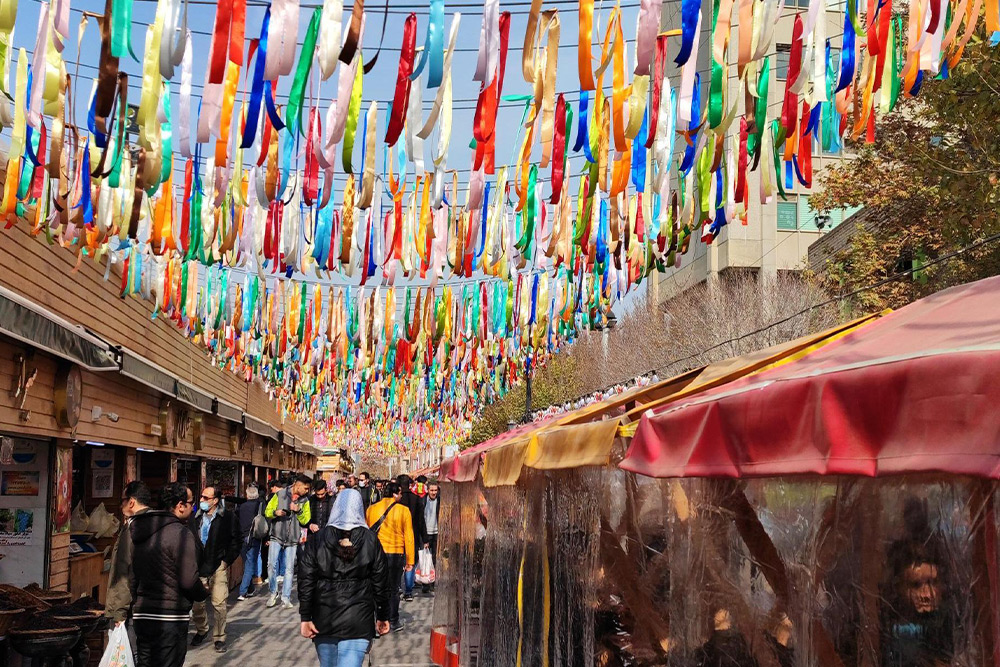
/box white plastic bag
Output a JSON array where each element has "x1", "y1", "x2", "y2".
[
  {"x1": 88, "y1": 504, "x2": 121, "y2": 539},
  {"x1": 415, "y1": 547, "x2": 435, "y2": 585},
  {"x1": 70, "y1": 502, "x2": 90, "y2": 532},
  {"x1": 99, "y1": 623, "x2": 135, "y2": 667}
]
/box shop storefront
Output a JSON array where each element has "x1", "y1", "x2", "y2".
[{"x1": 0, "y1": 284, "x2": 318, "y2": 600}]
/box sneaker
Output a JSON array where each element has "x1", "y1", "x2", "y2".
[
  {"x1": 266, "y1": 593, "x2": 280, "y2": 608},
  {"x1": 281, "y1": 598, "x2": 294, "y2": 610},
  {"x1": 390, "y1": 622, "x2": 404, "y2": 633},
  {"x1": 191, "y1": 632, "x2": 209, "y2": 647},
  {"x1": 246, "y1": 585, "x2": 257, "y2": 598},
  {"x1": 214, "y1": 642, "x2": 227, "y2": 654},
  {"x1": 237, "y1": 594, "x2": 247, "y2": 601},
  {"x1": 403, "y1": 594, "x2": 414, "y2": 602}
]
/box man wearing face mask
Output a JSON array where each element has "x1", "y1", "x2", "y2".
[
  {"x1": 105, "y1": 482, "x2": 152, "y2": 626},
  {"x1": 189, "y1": 485, "x2": 241, "y2": 654}
]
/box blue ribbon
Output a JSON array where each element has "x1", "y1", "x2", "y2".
[
  {"x1": 241, "y1": 10, "x2": 270, "y2": 149},
  {"x1": 835, "y1": 9, "x2": 856, "y2": 93},
  {"x1": 679, "y1": 74, "x2": 701, "y2": 175},
  {"x1": 265, "y1": 78, "x2": 286, "y2": 131},
  {"x1": 573, "y1": 91, "x2": 595, "y2": 163},
  {"x1": 675, "y1": 0, "x2": 701, "y2": 66},
  {"x1": 476, "y1": 181, "x2": 489, "y2": 264},
  {"x1": 76, "y1": 139, "x2": 95, "y2": 225},
  {"x1": 631, "y1": 109, "x2": 648, "y2": 192},
  {"x1": 410, "y1": 0, "x2": 444, "y2": 88},
  {"x1": 596, "y1": 198, "x2": 609, "y2": 267}
]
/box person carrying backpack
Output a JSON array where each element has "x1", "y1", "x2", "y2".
[
  {"x1": 365, "y1": 482, "x2": 414, "y2": 632},
  {"x1": 237, "y1": 483, "x2": 266, "y2": 601}
]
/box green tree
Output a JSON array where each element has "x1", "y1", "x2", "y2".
[{"x1": 812, "y1": 34, "x2": 1000, "y2": 312}]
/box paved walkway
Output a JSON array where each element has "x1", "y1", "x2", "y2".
[{"x1": 186, "y1": 586, "x2": 435, "y2": 667}]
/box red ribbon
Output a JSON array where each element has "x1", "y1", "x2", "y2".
[
  {"x1": 798, "y1": 101, "x2": 812, "y2": 187},
  {"x1": 208, "y1": 0, "x2": 246, "y2": 85},
  {"x1": 473, "y1": 12, "x2": 511, "y2": 173},
  {"x1": 780, "y1": 15, "x2": 803, "y2": 139},
  {"x1": 646, "y1": 34, "x2": 669, "y2": 149},
  {"x1": 550, "y1": 93, "x2": 566, "y2": 204},
  {"x1": 304, "y1": 107, "x2": 320, "y2": 205},
  {"x1": 386, "y1": 13, "x2": 417, "y2": 146}
]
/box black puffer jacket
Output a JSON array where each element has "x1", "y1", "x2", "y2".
[
  {"x1": 129, "y1": 511, "x2": 208, "y2": 621},
  {"x1": 298, "y1": 525, "x2": 390, "y2": 640},
  {"x1": 190, "y1": 504, "x2": 242, "y2": 577}
]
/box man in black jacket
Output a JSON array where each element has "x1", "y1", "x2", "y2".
[
  {"x1": 190, "y1": 485, "x2": 242, "y2": 653},
  {"x1": 396, "y1": 475, "x2": 426, "y2": 601},
  {"x1": 129, "y1": 483, "x2": 208, "y2": 667},
  {"x1": 308, "y1": 479, "x2": 334, "y2": 537}
]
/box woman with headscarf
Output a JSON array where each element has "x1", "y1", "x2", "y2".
[{"x1": 298, "y1": 488, "x2": 391, "y2": 666}]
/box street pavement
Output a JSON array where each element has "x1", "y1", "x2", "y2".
[{"x1": 186, "y1": 585, "x2": 435, "y2": 666}]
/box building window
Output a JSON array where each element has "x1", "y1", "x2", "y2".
[
  {"x1": 777, "y1": 200, "x2": 798, "y2": 230},
  {"x1": 775, "y1": 44, "x2": 792, "y2": 80},
  {"x1": 787, "y1": 0, "x2": 810, "y2": 7}
]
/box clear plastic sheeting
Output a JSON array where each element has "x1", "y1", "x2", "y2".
[
  {"x1": 662, "y1": 477, "x2": 999, "y2": 667},
  {"x1": 549, "y1": 468, "x2": 602, "y2": 667},
  {"x1": 432, "y1": 480, "x2": 461, "y2": 640},
  {"x1": 458, "y1": 482, "x2": 486, "y2": 666},
  {"x1": 594, "y1": 468, "x2": 672, "y2": 665},
  {"x1": 479, "y1": 484, "x2": 527, "y2": 667}
]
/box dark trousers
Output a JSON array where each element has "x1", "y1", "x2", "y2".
[
  {"x1": 426, "y1": 534, "x2": 438, "y2": 562},
  {"x1": 386, "y1": 553, "x2": 405, "y2": 624},
  {"x1": 134, "y1": 619, "x2": 189, "y2": 667}
]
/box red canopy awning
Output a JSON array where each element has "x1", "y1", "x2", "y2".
[{"x1": 623, "y1": 276, "x2": 1000, "y2": 479}]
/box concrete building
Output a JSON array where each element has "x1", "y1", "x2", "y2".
[{"x1": 658, "y1": 0, "x2": 862, "y2": 298}]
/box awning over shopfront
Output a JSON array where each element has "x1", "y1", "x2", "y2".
[
  {"x1": 624, "y1": 276, "x2": 1000, "y2": 479},
  {"x1": 476, "y1": 313, "x2": 881, "y2": 487},
  {"x1": 0, "y1": 286, "x2": 118, "y2": 371}
]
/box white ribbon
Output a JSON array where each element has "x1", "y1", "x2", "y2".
[
  {"x1": 474, "y1": 0, "x2": 500, "y2": 85},
  {"x1": 677, "y1": 10, "x2": 702, "y2": 125},
  {"x1": 317, "y1": 0, "x2": 344, "y2": 80},
  {"x1": 177, "y1": 29, "x2": 193, "y2": 157}
]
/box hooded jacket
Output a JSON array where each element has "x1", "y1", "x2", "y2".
[
  {"x1": 298, "y1": 525, "x2": 389, "y2": 640},
  {"x1": 129, "y1": 511, "x2": 208, "y2": 622},
  {"x1": 104, "y1": 507, "x2": 149, "y2": 623},
  {"x1": 265, "y1": 486, "x2": 312, "y2": 546},
  {"x1": 190, "y1": 501, "x2": 242, "y2": 578}
]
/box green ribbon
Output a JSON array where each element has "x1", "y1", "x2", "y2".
[
  {"x1": 516, "y1": 164, "x2": 538, "y2": 255},
  {"x1": 846, "y1": 0, "x2": 866, "y2": 35},
  {"x1": 889, "y1": 15, "x2": 902, "y2": 111},
  {"x1": 696, "y1": 135, "x2": 713, "y2": 221},
  {"x1": 771, "y1": 120, "x2": 787, "y2": 201},
  {"x1": 287, "y1": 8, "x2": 321, "y2": 138},
  {"x1": 708, "y1": 0, "x2": 724, "y2": 129},
  {"x1": 748, "y1": 57, "x2": 769, "y2": 158},
  {"x1": 111, "y1": 0, "x2": 140, "y2": 61},
  {"x1": 160, "y1": 82, "x2": 173, "y2": 186},
  {"x1": 343, "y1": 54, "x2": 364, "y2": 174}
]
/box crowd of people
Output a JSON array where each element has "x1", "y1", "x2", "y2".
[{"x1": 103, "y1": 472, "x2": 440, "y2": 667}]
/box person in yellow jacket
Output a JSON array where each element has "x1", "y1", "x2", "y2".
[{"x1": 365, "y1": 482, "x2": 414, "y2": 632}]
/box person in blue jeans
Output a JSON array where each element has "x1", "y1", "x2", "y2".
[
  {"x1": 265, "y1": 476, "x2": 312, "y2": 608},
  {"x1": 236, "y1": 483, "x2": 263, "y2": 601},
  {"x1": 299, "y1": 489, "x2": 390, "y2": 667}
]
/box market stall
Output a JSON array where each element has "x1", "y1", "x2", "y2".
[
  {"x1": 616, "y1": 275, "x2": 1000, "y2": 666},
  {"x1": 430, "y1": 314, "x2": 884, "y2": 666}
]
